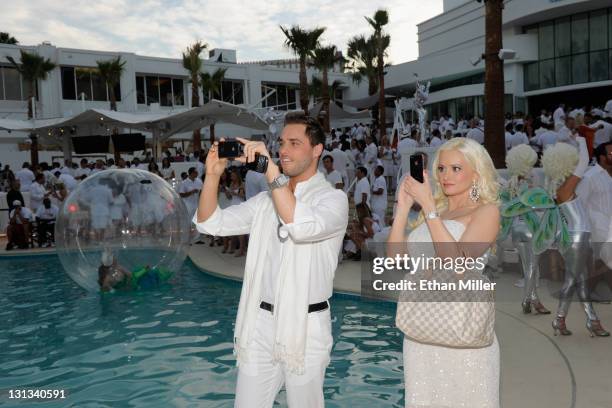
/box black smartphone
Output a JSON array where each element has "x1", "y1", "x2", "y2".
[
  {"x1": 217, "y1": 140, "x2": 243, "y2": 158},
  {"x1": 410, "y1": 153, "x2": 424, "y2": 183}
]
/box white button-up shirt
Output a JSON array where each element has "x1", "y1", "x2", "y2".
[{"x1": 193, "y1": 172, "x2": 349, "y2": 304}]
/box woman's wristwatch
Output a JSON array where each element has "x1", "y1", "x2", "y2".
[{"x1": 425, "y1": 210, "x2": 440, "y2": 220}]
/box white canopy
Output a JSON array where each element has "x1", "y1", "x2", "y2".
[{"x1": 0, "y1": 99, "x2": 268, "y2": 141}]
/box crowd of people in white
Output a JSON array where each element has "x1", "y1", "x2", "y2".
[{"x1": 2, "y1": 99, "x2": 611, "y2": 258}]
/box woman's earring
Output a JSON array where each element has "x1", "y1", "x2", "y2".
[{"x1": 469, "y1": 180, "x2": 480, "y2": 202}]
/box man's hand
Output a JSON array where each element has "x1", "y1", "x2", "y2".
[
  {"x1": 235, "y1": 137, "x2": 279, "y2": 181},
  {"x1": 235, "y1": 137, "x2": 272, "y2": 163},
  {"x1": 206, "y1": 138, "x2": 229, "y2": 177}
]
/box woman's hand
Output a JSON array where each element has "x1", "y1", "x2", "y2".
[
  {"x1": 403, "y1": 170, "x2": 436, "y2": 212},
  {"x1": 396, "y1": 176, "x2": 415, "y2": 211}
]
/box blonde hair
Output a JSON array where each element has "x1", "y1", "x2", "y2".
[
  {"x1": 412, "y1": 137, "x2": 500, "y2": 228},
  {"x1": 542, "y1": 142, "x2": 578, "y2": 198}
]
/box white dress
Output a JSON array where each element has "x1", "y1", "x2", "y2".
[{"x1": 402, "y1": 219, "x2": 500, "y2": 408}]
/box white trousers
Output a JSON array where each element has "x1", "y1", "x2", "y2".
[{"x1": 234, "y1": 307, "x2": 333, "y2": 408}]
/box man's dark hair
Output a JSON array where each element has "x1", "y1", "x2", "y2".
[
  {"x1": 357, "y1": 166, "x2": 368, "y2": 177},
  {"x1": 593, "y1": 141, "x2": 612, "y2": 164},
  {"x1": 188, "y1": 167, "x2": 197, "y2": 175},
  {"x1": 322, "y1": 155, "x2": 333, "y2": 163},
  {"x1": 283, "y1": 112, "x2": 325, "y2": 148}
]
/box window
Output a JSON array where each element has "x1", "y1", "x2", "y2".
[
  {"x1": 571, "y1": 13, "x2": 589, "y2": 54},
  {"x1": 158, "y1": 77, "x2": 172, "y2": 106},
  {"x1": 91, "y1": 71, "x2": 107, "y2": 101},
  {"x1": 539, "y1": 59, "x2": 555, "y2": 88},
  {"x1": 555, "y1": 17, "x2": 571, "y2": 57},
  {"x1": 261, "y1": 83, "x2": 297, "y2": 110},
  {"x1": 61, "y1": 67, "x2": 76, "y2": 100},
  {"x1": 524, "y1": 7, "x2": 612, "y2": 91},
  {"x1": 0, "y1": 66, "x2": 37, "y2": 101},
  {"x1": 590, "y1": 10, "x2": 608, "y2": 51},
  {"x1": 590, "y1": 51, "x2": 609, "y2": 82},
  {"x1": 172, "y1": 78, "x2": 184, "y2": 106},
  {"x1": 3, "y1": 66, "x2": 22, "y2": 100},
  {"x1": 145, "y1": 76, "x2": 160, "y2": 104},
  {"x1": 61, "y1": 66, "x2": 121, "y2": 102},
  {"x1": 136, "y1": 76, "x2": 145, "y2": 104},
  {"x1": 539, "y1": 21, "x2": 555, "y2": 60},
  {"x1": 555, "y1": 56, "x2": 571, "y2": 87},
  {"x1": 572, "y1": 53, "x2": 589, "y2": 84},
  {"x1": 136, "y1": 75, "x2": 184, "y2": 106}
]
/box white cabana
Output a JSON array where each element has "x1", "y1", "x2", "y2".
[{"x1": 0, "y1": 100, "x2": 268, "y2": 160}]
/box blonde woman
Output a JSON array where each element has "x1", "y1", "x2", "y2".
[{"x1": 388, "y1": 137, "x2": 501, "y2": 407}]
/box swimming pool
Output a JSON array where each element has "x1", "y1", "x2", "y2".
[{"x1": 0, "y1": 255, "x2": 404, "y2": 407}]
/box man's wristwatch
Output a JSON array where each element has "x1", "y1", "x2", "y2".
[
  {"x1": 425, "y1": 210, "x2": 440, "y2": 220},
  {"x1": 268, "y1": 174, "x2": 290, "y2": 191}
]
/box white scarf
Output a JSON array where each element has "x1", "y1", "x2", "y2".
[{"x1": 233, "y1": 172, "x2": 332, "y2": 374}]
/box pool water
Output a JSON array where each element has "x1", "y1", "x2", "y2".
[{"x1": 0, "y1": 255, "x2": 404, "y2": 407}]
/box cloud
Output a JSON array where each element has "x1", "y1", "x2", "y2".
[{"x1": 1, "y1": 0, "x2": 443, "y2": 64}]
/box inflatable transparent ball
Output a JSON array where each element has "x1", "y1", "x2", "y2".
[{"x1": 55, "y1": 169, "x2": 191, "y2": 293}]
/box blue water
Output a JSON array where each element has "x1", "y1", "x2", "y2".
[{"x1": 0, "y1": 255, "x2": 403, "y2": 407}]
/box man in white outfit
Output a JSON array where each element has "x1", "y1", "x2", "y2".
[
  {"x1": 577, "y1": 142, "x2": 612, "y2": 301},
  {"x1": 194, "y1": 113, "x2": 348, "y2": 408},
  {"x1": 370, "y1": 165, "x2": 387, "y2": 226},
  {"x1": 553, "y1": 103, "x2": 566, "y2": 131}
]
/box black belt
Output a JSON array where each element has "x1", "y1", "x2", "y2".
[{"x1": 260, "y1": 300, "x2": 329, "y2": 314}]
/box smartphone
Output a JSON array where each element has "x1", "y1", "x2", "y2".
[
  {"x1": 410, "y1": 153, "x2": 424, "y2": 183},
  {"x1": 217, "y1": 140, "x2": 243, "y2": 158}
]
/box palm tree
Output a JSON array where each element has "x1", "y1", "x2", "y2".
[
  {"x1": 309, "y1": 76, "x2": 344, "y2": 103},
  {"x1": 182, "y1": 40, "x2": 207, "y2": 151},
  {"x1": 200, "y1": 67, "x2": 227, "y2": 143},
  {"x1": 482, "y1": 0, "x2": 505, "y2": 168},
  {"x1": 311, "y1": 45, "x2": 343, "y2": 132},
  {"x1": 0, "y1": 32, "x2": 18, "y2": 44},
  {"x1": 96, "y1": 56, "x2": 126, "y2": 111},
  {"x1": 7, "y1": 50, "x2": 56, "y2": 166},
  {"x1": 347, "y1": 35, "x2": 379, "y2": 96},
  {"x1": 280, "y1": 25, "x2": 325, "y2": 116},
  {"x1": 365, "y1": 9, "x2": 390, "y2": 132}
]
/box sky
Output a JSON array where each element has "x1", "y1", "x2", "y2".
[{"x1": 2, "y1": 0, "x2": 443, "y2": 65}]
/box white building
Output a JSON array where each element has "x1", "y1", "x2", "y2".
[
  {"x1": 0, "y1": 42, "x2": 366, "y2": 168},
  {"x1": 385, "y1": 0, "x2": 612, "y2": 120}
]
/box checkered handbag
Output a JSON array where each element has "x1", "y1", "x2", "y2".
[{"x1": 395, "y1": 270, "x2": 495, "y2": 348}]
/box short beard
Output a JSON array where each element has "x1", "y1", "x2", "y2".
[{"x1": 282, "y1": 158, "x2": 312, "y2": 177}]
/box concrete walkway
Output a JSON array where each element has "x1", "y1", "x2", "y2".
[{"x1": 188, "y1": 244, "x2": 612, "y2": 408}]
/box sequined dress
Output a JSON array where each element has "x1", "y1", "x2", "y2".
[{"x1": 402, "y1": 219, "x2": 500, "y2": 408}]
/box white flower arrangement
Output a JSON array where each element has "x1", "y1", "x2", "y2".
[
  {"x1": 542, "y1": 142, "x2": 578, "y2": 197},
  {"x1": 505, "y1": 145, "x2": 537, "y2": 197},
  {"x1": 506, "y1": 145, "x2": 537, "y2": 178}
]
